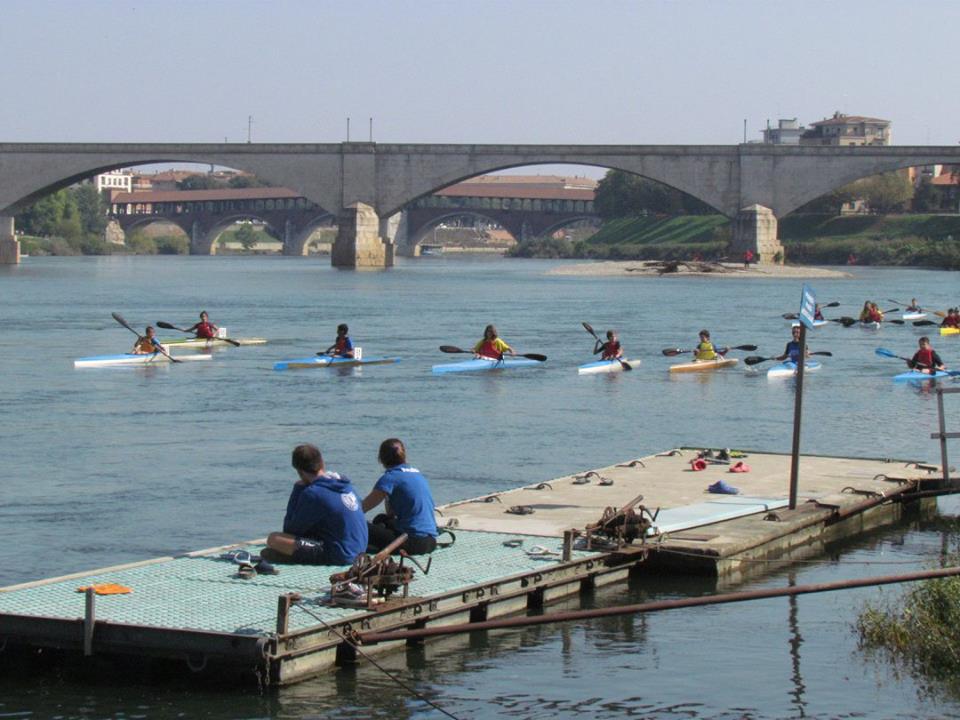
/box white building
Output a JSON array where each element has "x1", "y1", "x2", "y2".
[
  {"x1": 94, "y1": 170, "x2": 133, "y2": 194},
  {"x1": 761, "y1": 118, "x2": 805, "y2": 145}
]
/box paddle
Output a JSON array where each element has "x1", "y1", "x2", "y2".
[
  {"x1": 112, "y1": 313, "x2": 181, "y2": 363},
  {"x1": 874, "y1": 347, "x2": 958, "y2": 376},
  {"x1": 581, "y1": 322, "x2": 631, "y2": 371},
  {"x1": 156, "y1": 321, "x2": 241, "y2": 347},
  {"x1": 661, "y1": 344, "x2": 757, "y2": 357},
  {"x1": 886, "y1": 298, "x2": 934, "y2": 314},
  {"x1": 781, "y1": 301, "x2": 838, "y2": 320},
  {"x1": 828, "y1": 316, "x2": 858, "y2": 327},
  {"x1": 745, "y1": 351, "x2": 833, "y2": 366},
  {"x1": 439, "y1": 345, "x2": 547, "y2": 362},
  {"x1": 913, "y1": 320, "x2": 938, "y2": 327}
]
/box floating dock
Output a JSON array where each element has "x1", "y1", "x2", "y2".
[{"x1": 0, "y1": 448, "x2": 954, "y2": 686}]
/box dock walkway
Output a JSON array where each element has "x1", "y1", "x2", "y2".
[{"x1": 0, "y1": 449, "x2": 951, "y2": 685}]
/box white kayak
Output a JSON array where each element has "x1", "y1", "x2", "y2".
[
  {"x1": 767, "y1": 360, "x2": 822, "y2": 378},
  {"x1": 902, "y1": 311, "x2": 926, "y2": 321},
  {"x1": 577, "y1": 358, "x2": 640, "y2": 375},
  {"x1": 432, "y1": 357, "x2": 545, "y2": 374},
  {"x1": 74, "y1": 352, "x2": 213, "y2": 368},
  {"x1": 162, "y1": 337, "x2": 267, "y2": 349},
  {"x1": 274, "y1": 356, "x2": 400, "y2": 371},
  {"x1": 669, "y1": 357, "x2": 738, "y2": 373},
  {"x1": 859, "y1": 321, "x2": 881, "y2": 330},
  {"x1": 791, "y1": 320, "x2": 828, "y2": 328}
]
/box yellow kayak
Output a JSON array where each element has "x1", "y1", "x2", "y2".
[
  {"x1": 669, "y1": 357, "x2": 739, "y2": 373},
  {"x1": 941, "y1": 327, "x2": 959, "y2": 336}
]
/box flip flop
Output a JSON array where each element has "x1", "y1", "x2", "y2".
[{"x1": 506, "y1": 505, "x2": 535, "y2": 515}]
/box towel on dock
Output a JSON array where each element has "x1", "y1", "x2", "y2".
[{"x1": 76, "y1": 583, "x2": 132, "y2": 595}]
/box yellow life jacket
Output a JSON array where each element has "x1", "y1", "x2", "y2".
[{"x1": 694, "y1": 341, "x2": 717, "y2": 361}]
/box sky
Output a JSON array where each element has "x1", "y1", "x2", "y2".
[{"x1": 2, "y1": 0, "x2": 957, "y2": 149}]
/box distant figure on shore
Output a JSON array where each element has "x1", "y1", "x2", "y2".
[
  {"x1": 743, "y1": 249, "x2": 754, "y2": 269},
  {"x1": 264, "y1": 444, "x2": 368, "y2": 565},
  {"x1": 847, "y1": 253, "x2": 857, "y2": 265}
]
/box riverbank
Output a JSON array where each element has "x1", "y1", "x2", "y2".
[{"x1": 547, "y1": 260, "x2": 852, "y2": 278}]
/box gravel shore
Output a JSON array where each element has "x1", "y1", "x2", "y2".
[{"x1": 546, "y1": 261, "x2": 852, "y2": 279}]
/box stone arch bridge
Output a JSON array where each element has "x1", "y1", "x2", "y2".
[{"x1": 2, "y1": 142, "x2": 960, "y2": 265}]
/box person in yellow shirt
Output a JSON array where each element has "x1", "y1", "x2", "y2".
[
  {"x1": 473, "y1": 325, "x2": 515, "y2": 360},
  {"x1": 693, "y1": 329, "x2": 722, "y2": 361},
  {"x1": 132, "y1": 326, "x2": 162, "y2": 355}
]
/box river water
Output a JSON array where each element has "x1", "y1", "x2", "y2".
[{"x1": 1, "y1": 255, "x2": 958, "y2": 718}]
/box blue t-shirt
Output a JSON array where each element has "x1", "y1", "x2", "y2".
[
  {"x1": 783, "y1": 340, "x2": 802, "y2": 363},
  {"x1": 283, "y1": 472, "x2": 368, "y2": 564},
  {"x1": 373, "y1": 464, "x2": 438, "y2": 538}
]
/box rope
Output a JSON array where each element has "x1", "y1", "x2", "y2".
[{"x1": 293, "y1": 601, "x2": 462, "y2": 720}]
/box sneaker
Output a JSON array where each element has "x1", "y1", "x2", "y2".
[{"x1": 717, "y1": 449, "x2": 730, "y2": 462}]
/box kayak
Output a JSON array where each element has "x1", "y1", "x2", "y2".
[
  {"x1": 767, "y1": 360, "x2": 822, "y2": 378},
  {"x1": 902, "y1": 311, "x2": 926, "y2": 321},
  {"x1": 432, "y1": 357, "x2": 545, "y2": 374},
  {"x1": 941, "y1": 327, "x2": 959, "y2": 336},
  {"x1": 669, "y1": 357, "x2": 739, "y2": 373},
  {"x1": 859, "y1": 321, "x2": 881, "y2": 330},
  {"x1": 577, "y1": 358, "x2": 639, "y2": 375},
  {"x1": 74, "y1": 352, "x2": 213, "y2": 368},
  {"x1": 274, "y1": 356, "x2": 400, "y2": 371},
  {"x1": 162, "y1": 337, "x2": 267, "y2": 349},
  {"x1": 791, "y1": 320, "x2": 828, "y2": 328},
  {"x1": 893, "y1": 369, "x2": 950, "y2": 382}
]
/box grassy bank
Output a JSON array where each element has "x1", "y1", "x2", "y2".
[{"x1": 510, "y1": 213, "x2": 960, "y2": 268}]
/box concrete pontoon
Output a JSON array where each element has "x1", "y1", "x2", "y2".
[{"x1": 0, "y1": 449, "x2": 954, "y2": 686}]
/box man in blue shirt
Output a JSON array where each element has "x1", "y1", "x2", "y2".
[
  {"x1": 362, "y1": 438, "x2": 438, "y2": 555},
  {"x1": 265, "y1": 444, "x2": 368, "y2": 565}
]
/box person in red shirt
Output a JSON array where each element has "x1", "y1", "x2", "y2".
[
  {"x1": 908, "y1": 337, "x2": 946, "y2": 375},
  {"x1": 941, "y1": 308, "x2": 960, "y2": 329},
  {"x1": 594, "y1": 330, "x2": 623, "y2": 360},
  {"x1": 186, "y1": 311, "x2": 218, "y2": 339},
  {"x1": 743, "y1": 249, "x2": 754, "y2": 268},
  {"x1": 324, "y1": 324, "x2": 355, "y2": 358}
]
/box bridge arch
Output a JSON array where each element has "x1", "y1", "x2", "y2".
[
  {"x1": 538, "y1": 215, "x2": 602, "y2": 239},
  {"x1": 288, "y1": 213, "x2": 336, "y2": 256},
  {"x1": 201, "y1": 214, "x2": 282, "y2": 255},
  {"x1": 406, "y1": 210, "x2": 519, "y2": 251}
]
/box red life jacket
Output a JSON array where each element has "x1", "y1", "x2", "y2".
[
  {"x1": 477, "y1": 340, "x2": 502, "y2": 359},
  {"x1": 601, "y1": 341, "x2": 621, "y2": 360},
  {"x1": 195, "y1": 321, "x2": 216, "y2": 339},
  {"x1": 914, "y1": 347, "x2": 935, "y2": 367}
]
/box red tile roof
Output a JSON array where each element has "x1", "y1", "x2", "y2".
[{"x1": 111, "y1": 187, "x2": 301, "y2": 203}]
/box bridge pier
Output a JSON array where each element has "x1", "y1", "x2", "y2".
[
  {"x1": 0, "y1": 216, "x2": 20, "y2": 264},
  {"x1": 331, "y1": 202, "x2": 394, "y2": 269},
  {"x1": 732, "y1": 204, "x2": 783, "y2": 264}
]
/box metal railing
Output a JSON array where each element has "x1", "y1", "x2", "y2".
[{"x1": 933, "y1": 386, "x2": 960, "y2": 485}]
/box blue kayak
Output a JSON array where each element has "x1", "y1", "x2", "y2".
[
  {"x1": 274, "y1": 356, "x2": 400, "y2": 371},
  {"x1": 893, "y1": 369, "x2": 950, "y2": 382},
  {"x1": 767, "y1": 360, "x2": 822, "y2": 378},
  {"x1": 432, "y1": 357, "x2": 545, "y2": 374}
]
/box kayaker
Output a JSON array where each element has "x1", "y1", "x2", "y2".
[
  {"x1": 474, "y1": 324, "x2": 514, "y2": 360},
  {"x1": 324, "y1": 324, "x2": 355, "y2": 358},
  {"x1": 906, "y1": 299, "x2": 922, "y2": 312},
  {"x1": 263, "y1": 444, "x2": 368, "y2": 565},
  {"x1": 362, "y1": 438, "x2": 438, "y2": 556},
  {"x1": 185, "y1": 311, "x2": 218, "y2": 340},
  {"x1": 593, "y1": 330, "x2": 623, "y2": 360},
  {"x1": 693, "y1": 329, "x2": 723, "y2": 361},
  {"x1": 907, "y1": 337, "x2": 946, "y2": 375},
  {"x1": 132, "y1": 326, "x2": 162, "y2": 354},
  {"x1": 814, "y1": 304, "x2": 824, "y2": 321},
  {"x1": 941, "y1": 309, "x2": 960, "y2": 329},
  {"x1": 860, "y1": 302, "x2": 883, "y2": 323},
  {"x1": 776, "y1": 326, "x2": 809, "y2": 363}
]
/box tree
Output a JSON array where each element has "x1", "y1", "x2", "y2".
[
  {"x1": 178, "y1": 174, "x2": 226, "y2": 191},
  {"x1": 228, "y1": 174, "x2": 272, "y2": 188},
  {"x1": 856, "y1": 172, "x2": 914, "y2": 214},
  {"x1": 74, "y1": 183, "x2": 107, "y2": 235},
  {"x1": 595, "y1": 170, "x2": 713, "y2": 219},
  {"x1": 234, "y1": 223, "x2": 258, "y2": 251}
]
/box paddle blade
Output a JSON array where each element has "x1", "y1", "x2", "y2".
[
  {"x1": 156, "y1": 321, "x2": 176, "y2": 330},
  {"x1": 824, "y1": 301, "x2": 840, "y2": 308},
  {"x1": 111, "y1": 312, "x2": 139, "y2": 336},
  {"x1": 781, "y1": 313, "x2": 799, "y2": 320},
  {"x1": 913, "y1": 320, "x2": 936, "y2": 327},
  {"x1": 619, "y1": 359, "x2": 632, "y2": 371},
  {"x1": 661, "y1": 348, "x2": 687, "y2": 356},
  {"x1": 810, "y1": 351, "x2": 833, "y2": 357},
  {"x1": 744, "y1": 356, "x2": 772, "y2": 366},
  {"x1": 522, "y1": 353, "x2": 547, "y2": 362},
  {"x1": 874, "y1": 347, "x2": 897, "y2": 359},
  {"x1": 581, "y1": 322, "x2": 598, "y2": 338},
  {"x1": 732, "y1": 344, "x2": 758, "y2": 351},
  {"x1": 887, "y1": 319, "x2": 905, "y2": 325},
  {"x1": 838, "y1": 317, "x2": 857, "y2": 327},
  {"x1": 439, "y1": 345, "x2": 466, "y2": 354},
  {"x1": 222, "y1": 337, "x2": 242, "y2": 347}
]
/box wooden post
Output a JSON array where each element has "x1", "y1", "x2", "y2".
[
  {"x1": 788, "y1": 323, "x2": 807, "y2": 510},
  {"x1": 83, "y1": 587, "x2": 95, "y2": 656}
]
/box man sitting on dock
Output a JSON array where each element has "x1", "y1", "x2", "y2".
[{"x1": 264, "y1": 444, "x2": 368, "y2": 565}]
